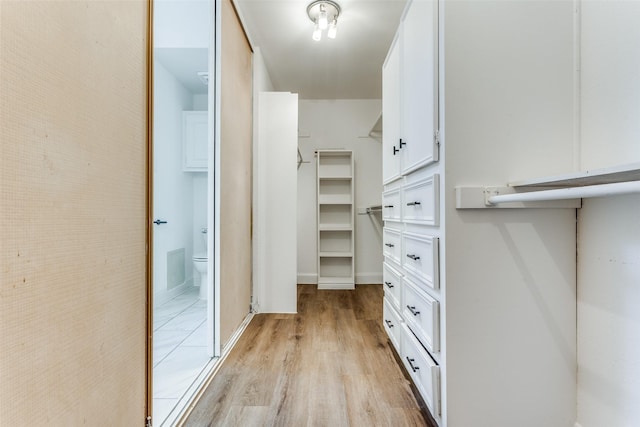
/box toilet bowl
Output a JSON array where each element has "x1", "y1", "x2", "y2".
[
  {"x1": 193, "y1": 252, "x2": 208, "y2": 300},
  {"x1": 193, "y1": 227, "x2": 208, "y2": 300}
]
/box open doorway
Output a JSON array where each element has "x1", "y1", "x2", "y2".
[{"x1": 150, "y1": 0, "x2": 217, "y2": 424}]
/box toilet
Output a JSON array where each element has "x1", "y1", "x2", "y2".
[{"x1": 193, "y1": 228, "x2": 208, "y2": 300}]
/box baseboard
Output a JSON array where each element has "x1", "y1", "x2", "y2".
[
  {"x1": 154, "y1": 279, "x2": 194, "y2": 307},
  {"x1": 355, "y1": 273, "x2": 382, "y2": 284},
  {"x1": 297, "y1": 273, "x2": 317, "y2": 284},
  {"x1": 298, "y1": 273, "x2": 383, "y2": 285}
]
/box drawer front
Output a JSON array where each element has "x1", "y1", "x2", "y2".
[
  {"x1": 401, "y1": 323, "x2": 440, "y2": 416},
  {"x1": 402, "y1": 174, "x2": 439, "y2": 225},
  {"x1": 382, "y1": 188, "x2": 401, "y2": 221},
  {"x1": 383, "y1": 228, "x2": 402, "y2": 267},
  {"x1": 402, "y1": 232, "x2": 439, "y2": 291},
  {"x1": 402, "y1": 278, "x2": 440, "y2": 353},
  {"x1": 383, "y1": 262, "x2": 402, "y2": 312},
  {"x1": 383, "y1": 297, "x2": 402, "y2": 352}
]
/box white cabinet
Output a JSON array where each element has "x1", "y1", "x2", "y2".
[
  {"x1": 400, "y1": 0, "x2": 439, "y2": 175},
  {"x1": 382, "y1": 0, "x2": 439, "y2": 185},
  {"x1": 382, "y1": 34, "x2": 402, "y2": 184},
  {"x1": 182, "y1": 111, "x2": 208, "y2": 171},
  {"x1": 381, "y1": 0, "x2": 578, "y2": 425},
  {"x1": 317, "y1": 150, "x2": 354, "y2": 289},
  {"x1": 382, "y1": 0, "x2": 442, "y2": 424}
]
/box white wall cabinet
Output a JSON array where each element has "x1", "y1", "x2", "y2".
[
  {"x1": 382, "y1": 0, "x2": 439, "y2": 185},
  {"x1": 317, "y1": 150, "x2": 354, "y2": 289},
  {"x1": 182, "y1": 111, "x2": 208, "y2": 171},
  {"x1": 381, "y1": 1, "x2": 577, "y2": 426}
]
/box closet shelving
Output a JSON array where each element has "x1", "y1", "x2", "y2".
[{"x1": 316, "y1": 150, "x2": 355, "y2": 289}]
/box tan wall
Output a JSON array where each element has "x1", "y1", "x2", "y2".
[
  {"x1": 0, "y1": 1, "x2": 149, "y2": 424},
  {"x1": 219, "y1": 0, "x2": 253, "y2": 346}
]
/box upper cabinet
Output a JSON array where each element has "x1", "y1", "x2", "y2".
[
  {"x1": 383, "y1": 35, "x2": 402, "y2": 184},
  {"x1": 182, "y1": 111, "x2": 208, "y2": 171},
  {"x1": 382, "y1": 0, "x2": 439, "y2": 185}
]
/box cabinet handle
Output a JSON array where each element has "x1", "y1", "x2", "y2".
[
  {"x1": 407, "y1": 305, "x2": 420, "y2": 316},
  {"x1": 393, "y1": 146, "x2": 399, "y2": 155},
  {"x1": 406, "y1": 356, "x2": 420, "y2": 372},
  {"x1": 385, "y1": 281, "x2": 394, "y2": 289},
  {"x1": 384, "y1": 205, "x2": 394, "y2": 208},
  {"x1": 406, "y1": 201, "x2": 421, "y2": 206},
  {"x1": 406, "y1": 254, "x2": 420, "y2": 261},
  {"x1": 399, "y1": 138, "x2": 407, "y2": 148},
  {"x1": 385, "y1": 243, "x2": 395, "y2": 248},
  {"x1": 385, "y1": 319, "x2": 394, "y2": 328},
  {"x1": 153, "y1": 219, "x2": 168, "y2": 225}
]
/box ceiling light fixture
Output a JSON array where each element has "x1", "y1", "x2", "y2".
[{"x1": 307, "y1": 0, "x2": 340, "y2": 41}]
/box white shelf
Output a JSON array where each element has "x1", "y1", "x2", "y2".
[
  {"x1": 318, "y1": 195, "x2": 352, "y2": 205},
  {"x1": 319, "y1": 252, "x2": 353, "y2": 258},
  {"x1": 318, "y1": 224, "x2": 353, "y2": 231},
  {"x1": 319, "y1": 176, "x2": 353, "y2": 180},
  {"x1": 510, "y1": 162, "x2": 640, "y2": 188}
]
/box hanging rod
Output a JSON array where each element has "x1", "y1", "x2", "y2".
[
  {"x1": 487, "y1": 180, "x2": 640, "y2": 205},
  {"x1": 456, "y1": 180, "x2": 640, "y2": 209}
]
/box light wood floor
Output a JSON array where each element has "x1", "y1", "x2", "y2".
[{"x1": 183, "y1": 285, "x2": 435, "y2": 427}]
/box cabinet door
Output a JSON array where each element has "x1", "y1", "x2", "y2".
[
  {"x1": 382, "y1": 34, "x2": 402, "y2": 184},
  {"x1": 183, "y1": 111, "x2": 208, "y2": 171},
  {"x1": 401, "y1": 0, "x2": 439, "y2": 174}
]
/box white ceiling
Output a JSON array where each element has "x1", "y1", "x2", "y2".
[{"x1": 234, "y1": 0, "x2": 407, "y2": 99}]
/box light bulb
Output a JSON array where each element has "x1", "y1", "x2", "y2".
[
  {"x1": 318, "y1": 4, "x2": 328, "y2": 30},
  {"x1": 328, "y1": 18, "x2": 337, "y2": 39},
  {"x1": 312, "y1": 22, "x2": 322, "y2": 41}
]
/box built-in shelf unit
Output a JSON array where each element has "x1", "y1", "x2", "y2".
[{"x1": 316, "y1": 150, "x2": 354, "y2": 290}]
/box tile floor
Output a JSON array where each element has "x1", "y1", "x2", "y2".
[{"x1": 153, "y1": 286, "x2": 213, "y2": 426}]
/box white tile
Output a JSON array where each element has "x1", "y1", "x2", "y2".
[
  {"x1": 161, "y1": 305, "x2": 206, "y2": 331},
  {"x1": 153, "y1": 330, "x2": 192, "y2": 366},
  {"x1": 153, "y1": 398, "x2": 178, "y2": 426},
  {"x1": 181, "y1": 321, "x2": 209, "y2": 347},
  {"x1": 153, "y1": 346, "x2": 211, "y2": 399}
]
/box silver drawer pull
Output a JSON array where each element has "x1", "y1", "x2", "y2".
[
  {"x1": 407, "y1": 305, "x2": 420, "y2": 316},
  {"x1": 385, "y1": 319, "x2": 394, "y2": 328},
  {"x1": 406, "y1": 254, "x2": 420, "y2": 261},
  {"x1": 385, "y1": 243, "x2": 395, "y2": 248},
  {"x1": 385, "y1": 281, "x2": 394, "y2": 289},
  {"x1": 406, "y1": 357, "x2": 420, "y2": 372},
  {"x1": 406, "y1": 201, "x2": 421, "y2": 206}
]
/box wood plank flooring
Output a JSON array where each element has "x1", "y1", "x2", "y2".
[{"x1": 183, "y1": 285, "x2": 435, "y2": 427}]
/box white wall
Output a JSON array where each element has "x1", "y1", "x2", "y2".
[
  {"x1": 297, "y1": 100, "x2": 383, "y2": 284},
  {"x1": 251, "y1": 47, "x2": 275, "y2": 312},
  {"x1": 576, "y1": 2, "x2": 640, "y2": 426},
  {"x1": 443, "y1": 1, "x2": 577, "y2": 425},
  {"x1": 154, "y1": 0, "x2": 210, "y2": 49},
  {"x1": 255, "y1": 92, "x2": 298, "y2": 312}
]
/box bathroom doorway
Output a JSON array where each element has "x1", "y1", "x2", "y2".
[{"x1": 150, "y1": 0, "x2": 218, "y2": 425}]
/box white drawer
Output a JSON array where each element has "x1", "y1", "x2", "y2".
[
  {"x1": 402, "y1": 232, "x2": 439, "y2": 291},
  {"x1": 383, "y1": 297, "x2": 402, "y2": 352},
  {"x1": 402, "y1": 278, "x2": 440, "y2": 353},
  {"x1": 402, "y1": 174, "x2": 439, "y2": 226},
  {"x1": 383, "y1": 262, "x2": 402, "y2": 312},
  {"x1": 401, "y1": 323, "x2": 440, "y2": 417},
  {"x1": 382, "y1": 188, "x2": 401, "y2": 222},
  {"x1": 383, "y1": 227, "x2": 402, "y2": 268}
]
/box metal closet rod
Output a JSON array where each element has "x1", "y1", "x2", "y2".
[{"x1": 487, "y1": 180, "x2": 640, "y2": 205}]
